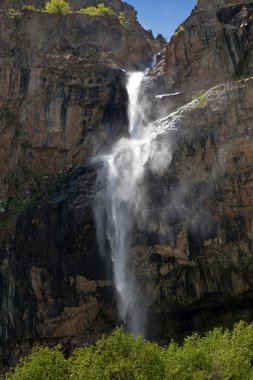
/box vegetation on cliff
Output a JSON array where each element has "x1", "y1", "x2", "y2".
[
  {"x1": 45, "y1": 0, "x2": 70, "y2": 14},
  {"x1": 78, "y1": 3, "x2": 114, "y2": 17},
  {"x1": 6, "y1": 1, "x2": 128, "y2": 27},
  {"x1": 78, "y1": 3, "x2": 128, "y2": 27},
  {"x1": 4, "y1": 321, "x2": 253, "y2": 379}
]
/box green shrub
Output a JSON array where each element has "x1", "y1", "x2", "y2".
[
  {"x1": 78, "y1": 3, "x2": 128, "y2": 28},
  {"x1": 163, "y1": 321, "x2": 253, "y2": 380},
  {"x1": 5, "y1": 322, "x2": 253, "y2": 379},
  {"x1": 193, "y1": 90, "x2": 208, "y2": 106},
  {"x1": 7, "y1": 8, "x2": 21, "y2": 18},
  {"x1": 78, "y1": 3, "x2": 114, "y2": 17},
  {"x1": 117, "y1": 11, "x2": 128, "y2": 28},
  {"x1": 45, "y1": 0, "x2": 70, "y2": 15},
  {"x1": 69, "y1": 328, "x2": 165, "y2": 379},
  {"x1": 174, "y1": 24, "x2": 185, "y2": 38},
  {"x1": 5, "y1": 346, "x2": 69, "y2": 380},
  {"x1": 21, "y1": 5, "x2": 35, "y2": 11}
]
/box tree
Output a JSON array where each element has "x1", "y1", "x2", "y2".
[{"x1": 45, "y1": 0, "x2": 70, "y2": 15}]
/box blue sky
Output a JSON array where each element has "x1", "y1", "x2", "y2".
[{"x1": 126, "y1": 0, "x2": 196, "y2": 40}]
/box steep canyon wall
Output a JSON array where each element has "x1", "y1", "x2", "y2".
[{"x1": 1, "y1": 0, "x2": 253, "y2": 371}]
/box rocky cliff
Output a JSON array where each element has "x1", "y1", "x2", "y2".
[
  {"x1": 0, "y1": 1, "x2": 162, "y2": 370},
  {"x1": 1, "y1": 0, "x2": 137, "y2": 20},
  {"x1": 1, "y1": 0, "x2": 253, "y2": 372}
]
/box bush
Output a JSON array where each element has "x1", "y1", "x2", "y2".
[
  {"x1": 5, "y1": 346, "x2": 69, "y2": 380},
  {"x1": 162, "y1": 321, "x2": 253, "y2": 379},
  {"x1": 7, "y1": 8, "x2": 21, "y2": 18},
  {"x1": 78, "y1": 3, "x2": 128, "y2": 28},
  {"x1": 21, "y1": 5, "x2": 35, "y2": 11},
  {"x1": 4, "y1": 322, "x2": 253, "y2": 379},
  {"x1": 117, "y1": 11, "x2": 128, "y2": 28},
  {"x1": 78, "y1": 3, "x2": 114, "y2": 17},
  {"x1": 69, "y1": 328, "x2": 165, "y2": 379},
  {"x1": 45, "y1": 0, "x2": 70, "y2": 15}
]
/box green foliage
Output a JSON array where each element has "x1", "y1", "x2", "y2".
[
  {"x1": 45, "y1": 0, "x2": 70, "y2": 15},
  {"x1": 193, "y1": 90, "x2": 208, "y2": 106},
  {"x1": 117, "y1": 11, "x2": 128, "y2": 28},
  {"x1": 162, "y1": 321, "x2": 253, "y2": 379},
  {"x1": 21, "y1": 5, "x2": 35, "y2": 11},
  {"x1": 5, "y1": 346, "x2": 69, "y2": 380},
  {"x1": 78, "y1": 3, "x2": 114, "y2": 17},
  {"x1": 78, "y1": 3, "x2": 128, "y2": 28},
  {"x1": 69, "y1": 328, "x2": 165, "y2": 379},
  {"x1": 174, "y1": 24, "x2": 185, "y2": 38},
  {"x1": 5, "y1": 322, "x2": 253, "y2": 379},
  {"x1": 7, "y1": 8, "x2": 21, "y2": 18},
  {"x1": 198, "y1": 93, "x2": 208, "y2": 106}
]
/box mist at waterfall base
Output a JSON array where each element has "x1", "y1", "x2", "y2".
[{"x1": 94, "y1": 70, "x2": 172, "y2": 337}]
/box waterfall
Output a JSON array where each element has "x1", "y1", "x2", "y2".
[
  {"x1": 127, "y1": 72, "x2": 145, "y2": 138},
  {"x1": 94, "y1": 62, "x2": 169, "y2": 336}
]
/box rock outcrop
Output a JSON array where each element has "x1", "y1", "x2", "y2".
[
  {"x1": 148, "y1": 0, "x2": 253, "y2": 116},
  {"x1": 137, "y1": 78, "x2": 253, "y2": 342},
  {"x1": 1, "y1": 0, "x2": 253, "y2": 373},
  {"x1": 0, "y1": 3, "x2": 161, "y2": 233},
  {"x1": 0, "y1": 162, "x2": 114, "y2": 369}
]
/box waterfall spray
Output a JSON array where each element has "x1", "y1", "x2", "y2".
[
  {"x1": 94, "y1": 70, "x2": 148, "y2": 335},
  {"x1": 94, "y1": 59, "x2": 171, "y2": 336}
]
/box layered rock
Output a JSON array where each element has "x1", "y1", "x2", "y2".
[
  {"x1": 136, "y1": 78, "x2": 253, "y2": 341},
  {"x1": 0, "y1": 1, "x2": 162, "y2": 370},
  {"x1": 2, "y1": 77, "x2": 253, "y2": 370},
  {"x1": 0, "y1": 5, "x2": 161, "y2": 226},
  {"x1": 0, "y1": 8, "x2": 157, "y2": 174},
  {"x1": 148, "y1": 0, "x2": 253, "y2": 115},
  {"x1": 0, "y1": 163, "x2": 115, "y2": 370}
]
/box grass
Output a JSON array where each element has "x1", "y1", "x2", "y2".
[
  {"x1": 198, "y1": 92, "x2": 208, "y2": 106},
  {"x1": 192, "y1": 90, "x2": 208, "y2": 106}
]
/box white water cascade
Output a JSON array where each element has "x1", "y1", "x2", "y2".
[{"x1": 94, "y1": 62, "x2": 171, "y2": 336}]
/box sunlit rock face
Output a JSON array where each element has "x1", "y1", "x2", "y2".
[
  {"x1": 146, "y1": 0, "x2": 253, "y2": 116},
  {"x1": 0, "y1": 8, "x2": 159, "y2": 175}
]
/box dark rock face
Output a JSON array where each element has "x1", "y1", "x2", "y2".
[
  {"x1": 0, "y1": 163, "x2": 116, "y2": 370},
  {"x1": 133, "y1": 80, "x2": 253, "y2": 342}
]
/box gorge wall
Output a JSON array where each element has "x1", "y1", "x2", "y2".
[{"x1": 1, "y1": 0, "x2": 253, "y2": 372}]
